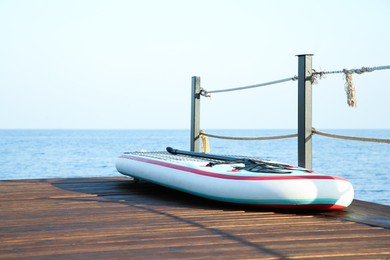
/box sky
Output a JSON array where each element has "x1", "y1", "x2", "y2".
[{"x1": 0, "y1": 0, "x2": 389, "y2": 129}]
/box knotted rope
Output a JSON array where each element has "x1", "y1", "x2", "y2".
[
  {"x1": 343, "y1": 69, "x2": 357, "y2": 107},
  {"x1": 312, "y1": 65, "x2": 390, "y2": 107}
]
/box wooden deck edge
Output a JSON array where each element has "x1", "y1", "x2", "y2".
[{"x1": 320, "y1": 199, "x2": 390, "y2": 229}]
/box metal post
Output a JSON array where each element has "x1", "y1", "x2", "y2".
[
  {"x1": 297, "y1": 54, "x2": 313, "y2": 169},
  {"x1": 190, "y1": 76, "x2": 201, "y2": 152}
]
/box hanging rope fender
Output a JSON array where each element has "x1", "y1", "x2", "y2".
[{"x1": 343, "y1": 69, "x2": 357, "y2": 107}]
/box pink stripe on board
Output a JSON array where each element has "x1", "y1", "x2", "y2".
[{"x1": 119, "y1": 155, "x2": 348, "y2": 182}]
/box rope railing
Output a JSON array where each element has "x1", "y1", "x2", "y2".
[
  {"x1": 312, "y1": 128, "x2": 390, "y2": 144},
  {"x1": 199, "y1": 131, "x2": 298, "y2": 141},
  {"x1": 191, "y1": 56, "x2": 389, "y2": 164},
  {"x1": 200, "y1": 76, "x2": 298, "y2": 97},
  {"x1": 313, "y1": 65, "x2": 390, "y2": 77},
  {"x1": 312, "y1": 65, "x2": 390, "y2": 107},
  {"x1": 199, "y1": 64, "x2": 389, "y2": 106},
  {"x1": 199, "y1": 129, "x2": 389, "y2": 144}
]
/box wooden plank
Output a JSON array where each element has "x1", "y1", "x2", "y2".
[{"x1": 0, "y1": 177, "x2": 389, "y2": 259}]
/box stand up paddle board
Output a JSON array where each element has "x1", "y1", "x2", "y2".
[{"x1": 116, "y1": 147, "x2": 354, "y2": 210}]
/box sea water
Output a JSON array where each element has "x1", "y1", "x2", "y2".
[{"x1": 1, "y1": 129, "x2": 389, "y2": 206}]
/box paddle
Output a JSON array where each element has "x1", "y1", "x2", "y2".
[
  {"x1": 166, "y1": 147, "x2": 292, "y2": 173},
  {"x1": 167, "y1": 147, "x2": 248, "y2": 163}
]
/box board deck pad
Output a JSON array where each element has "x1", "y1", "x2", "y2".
[{"x1": 124, "y1": 151, "x2": 269, "y2": 164}]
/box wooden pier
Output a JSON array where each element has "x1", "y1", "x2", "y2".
[{"x1": 1, "y1": 177, "x2": 389, "y2": 259}]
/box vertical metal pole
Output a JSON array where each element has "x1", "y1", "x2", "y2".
[
  {"x1": 190, "y1": 76, "x2": 201, "y2": 152},
  {"x1": 297, "y1": 54, "x2": 313, "y2": 169}
]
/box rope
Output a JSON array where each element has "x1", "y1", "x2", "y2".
[
  {"x1": 200, "y1": 76, "x2": 298, "y2": 97},
  {"x1": 200, "y1": 131, "x2": 298, "y2": 141},
  {"x1": 199, "y1": 130, "x2": 210, "y2": 153},
  {"x1": 312, "y1": 128, "x2": 390, "y2": 144},
  {"x1": 314, "y1": 65, "x2": 390, "y2": 76},
  {"x1": 200, "y1": 129, "x2": 389, "y2": 144},
  {"x1": 343, "y1": 69, "x2": 357, "y2": 107},
  {"x1": 312, "y1": 65, "x2": 390, "y2": 107}
]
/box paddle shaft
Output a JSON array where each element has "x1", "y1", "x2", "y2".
[{"x1": 166, "y1": 147, "x2": 251, "y2": 164}]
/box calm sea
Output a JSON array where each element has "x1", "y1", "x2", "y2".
[{"x1": 1, "y1": 129, "x2": 389, "y2": 206}]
